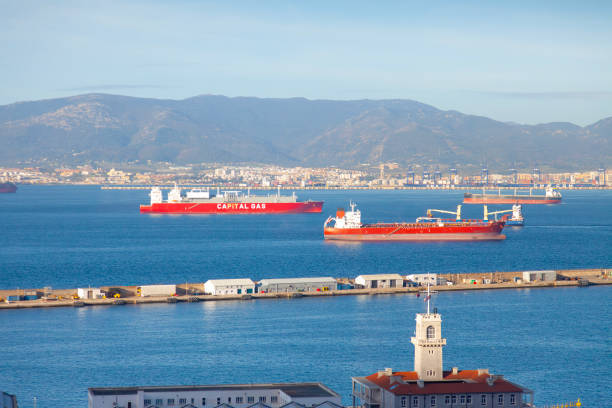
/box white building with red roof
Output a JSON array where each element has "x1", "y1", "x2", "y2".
[{"x1": 351, "y1": 286, "x2": 534, "y2": 408}]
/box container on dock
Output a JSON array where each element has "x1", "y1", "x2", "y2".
[
  {"x1": 522, "y1": 270, "x2": 557, "y2": 282},
  {"x1": 139, "y1": 284, "x2": 176, "y2": 297},
  {"x1": 77, "y1": 288, "x2": 103, "y2": 299},
  {"x1": 23, "y1": 295, "x2": 38, "y2": 301},
  {"x1": 7, "y1": 295, "x2": 22, "y2": 302}
]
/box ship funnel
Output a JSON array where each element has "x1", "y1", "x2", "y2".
[{"x1": 336, "y1": 208, "x2": 345, "y2": 218}]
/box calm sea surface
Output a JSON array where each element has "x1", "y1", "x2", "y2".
[
  {"x1": 1, "y1": 186, "x2": 611, "y2": 407},
  {"x1": 1, "y1": 186, "x2": 611, "y2": 288}
]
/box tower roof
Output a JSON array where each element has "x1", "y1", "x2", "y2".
[{"x1": 356, "y1": 369, "x2": 527, "y2": 395}]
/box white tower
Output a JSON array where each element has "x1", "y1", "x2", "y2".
[{"x1": 410, "y1": 284, "x2": 446, "y2": 380}]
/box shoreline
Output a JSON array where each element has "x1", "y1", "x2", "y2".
[
  {"x1": 6, "y1": 183, "x2": 612, "y2": 190},
  {"x1": 1, "y1": 269, "x2": 609, "y2": 310}
]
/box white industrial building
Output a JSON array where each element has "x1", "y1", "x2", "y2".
[
  {"x1": 258, "y1": 277, "x2": 337, "y2": 293},
  {"x1": 204, "y1": 279, "x2": 256, "y2": 295},
  {"x1": 88, "y1": 383, "x2": 341, "y2": 408},
  {"x1": 77, "y1": 287, "x2": 103, "y2": 299},
  {"x1": 405, "y1": 274, "x2": 447, "y2": 286},
  {"x1": 522, "y1": 271, "x2": 556, "y2": 282},
  {"x1": 354, "y1": 274, "x2": 404, "y2": 289}
]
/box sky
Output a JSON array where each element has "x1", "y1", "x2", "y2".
[{"x1": 1, "y1": 0, "x2": 612, "y2": 126}]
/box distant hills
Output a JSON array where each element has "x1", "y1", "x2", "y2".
[{"x1": 0, "y1": 93, "x2": 610, "y2": 171}]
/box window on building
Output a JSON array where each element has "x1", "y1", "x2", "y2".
[
  {"x1": 259, "y1": 396, "x2": 266, "y2": 403},
  {"x1": 202, "y1": 398, "x2": 206, "y2": 406},
  {"x1": 426, "y1": 326, "x2": 435, "y2": 339},
  {"x1": 498, "y1": 394, "x2": 503, "y2": 405},
  {"x1": 451, "y1": 395, "x2": 456, "y2": 404},
  {"x1": 467, "y1": 395, "x2": 472, "y2": 404},
  {"x1": 217, "y1": 398, "x2": 221, "y2": 405},
  {"x1": 510, "y1": 394, "x2": 516, "y2": 405},
  {"x1": 401, "y1": 397, "x2": 406, "y2": 407},
  {"x1": 430, "y1": 395, "x2": 436, "y2": 406},
  {"x1": 248, "y1": 397, "x2": 255, "y2": 403},
  {"x1": 228, "y1": 397, "x2": 232, "y2": 404},
  {"x1": 481, "y1": 395, "x2": 486, "y2": 405},
  {"x1": 236, "y1": 397, "x2": 243, "y2": 404},
  {"x1": 413, "y1": 396, "x2": 419, "y2": 407},
  {"x1": 167, "y1": 399, "x2": 175, "y2": 406},
  {"x1": 445, "y1": 396, "x2": 450, "y2": 404},
  {"x1": 144, "y1": 399, "x2": 152, "y2": 406},
  {"x1": 156, "y1": 399, "x2": 163, "y2": 406},
  {"x1": 128, "y1": 402, "x2": 132, "y2": 408},
  {"x1": 271, "y1": 396, "x2": 278, "y2": 404},
  {"x1": 179, "y1": 399, "x2": 187, "y2": 405},
  {"x1": 191, "y1": 399, "x2": 195, "y2": 405},
  {"x1": 460, "y1": 395, "x2": 465, "y2": 404}
]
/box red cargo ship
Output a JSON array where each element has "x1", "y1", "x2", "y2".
[
  {"x1": 324, "y1": 203, "x2": 506, "y2": 241},
  {"x1": 463, "y1": 186, "x2": 562, "y2": 205},
  {"x1": 140, "y1": 186, "x2": 323, "y2": 214},
  {"x1": 0, "y1": 182, "x2": 17, "y2": 193}
]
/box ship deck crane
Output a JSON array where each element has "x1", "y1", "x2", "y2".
[
  {"x1": 426, "y1": 205, "x2": 462, "y2": 220},
  {"x1": 484, "y1": 204, "x2": 522, "y2": 221}
]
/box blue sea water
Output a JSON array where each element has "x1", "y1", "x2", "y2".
[
  {"x1": 1, "y1": 186, "x2": 611, "y2": 289},
  {"x1": 1, "y1": 186, "x2": 611, "y2": 407},
  {"x1": 0, "y1": 288, "x2": 610, "y2": 407}
]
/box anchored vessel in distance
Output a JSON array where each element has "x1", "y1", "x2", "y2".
[
  {"x1": 323, "y1": 203, "x2": 506, "y2": 241},
  {"x1": 464, "y1": 186, "x2": 561, "y2": 204},
  {"x1": 0, "y1": 182, "x2": 17, "y2": 193},
  {"x1": 140, "y1": 186, "x2": 323, "y2": 214}
]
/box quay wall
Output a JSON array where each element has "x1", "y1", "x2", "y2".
[{"x1": 1, "y1": 268, "x2": 609, "y2": 310}]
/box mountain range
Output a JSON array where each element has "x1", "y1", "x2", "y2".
[{"x1": 0, "y1": 93, "x2": 610, "y2": 171}]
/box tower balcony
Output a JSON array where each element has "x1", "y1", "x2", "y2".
[{"x1": 410, "y1": 337, "x2": 447, "y2": 346}]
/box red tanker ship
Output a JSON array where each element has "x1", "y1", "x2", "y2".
[
  {"x1": 140, "y1": 186, "x2": 323, "y2": 214},
  {"x1": 324, "y1": 203, "x2": 506, "y2": 241}
]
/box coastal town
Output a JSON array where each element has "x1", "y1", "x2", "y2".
[{"x1": 1, "y1": 164, "x2": 610, "y2": 188}]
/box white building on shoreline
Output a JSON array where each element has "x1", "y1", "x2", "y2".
[
  {"x1": 204, "y1": 279, "x2": 256, "y2": 295},
  {"x1": 88, "y1": 383, "x2": 342, "y2": 408},
  {"x1": 354, "y1": 274, "x2": 404, "y2": 289}
]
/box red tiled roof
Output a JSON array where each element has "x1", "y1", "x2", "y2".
[{"x1": 363, "y1": 370, "x2": 524, "y2": 395}]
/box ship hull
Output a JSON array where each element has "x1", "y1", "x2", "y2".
[
  {"x1": 0, "y1": 182, "x2": 17, "y2": 193},
  {"x1": 324, "y1": 222, "x2": 505, "y2": 241},
  {"x1": 140, "y1": 201, "x2": 323, "y2": 214},
  {"x1": 464, "y1": 196, "x2": 560, "y2": 205}
]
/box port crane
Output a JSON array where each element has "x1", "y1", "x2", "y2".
[{"x1": 426, "y1": 205, "x2": 462, "y2": 220}]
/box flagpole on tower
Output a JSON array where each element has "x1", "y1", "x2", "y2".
[
  {"x1": 426, "y1": 281, "x2": 431, "y2": 314},
  {"x1": 420, "y1": 277, "x2": 435, "y2": 314}
]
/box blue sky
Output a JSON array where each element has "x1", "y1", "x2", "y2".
[{"x1": 2, "y1": 0, "x2": 611, "y2": 125}]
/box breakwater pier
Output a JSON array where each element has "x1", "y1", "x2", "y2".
[{"x1": 1, "y1": 268, "x2": 609, "y2": 310}]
